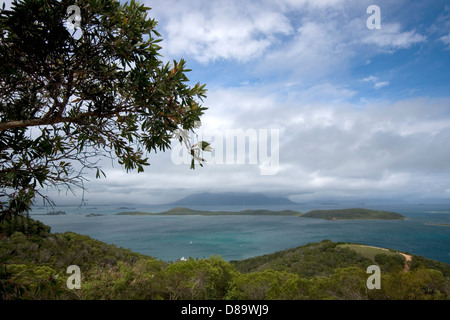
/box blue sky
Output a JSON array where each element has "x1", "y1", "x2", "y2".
[
  {"x1": 4, "y1": 0, "x2": 450, "y2": 205},
  {"x1": 158, "y1": 0, "x2": 450, "y2": 101}
]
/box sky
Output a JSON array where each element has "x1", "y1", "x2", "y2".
[{"x1": 4, "y1": 0, "x2": 450, "y2": 205}]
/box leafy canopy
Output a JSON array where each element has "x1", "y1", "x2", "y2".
[{"x1": 0, "y1": 0, "x2": 209, "y2": 220}]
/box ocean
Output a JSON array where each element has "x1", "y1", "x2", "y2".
[{"x1": 30, "y1": 203, "x2": 450, "y2": 264}]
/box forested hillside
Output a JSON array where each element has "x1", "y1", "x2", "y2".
[{"x1": 1, "y1": 217, "x2": 448, "y2": 300}]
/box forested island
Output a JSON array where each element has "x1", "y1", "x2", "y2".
[
  {"x1": 85, "y1": 214, "x2": 104, "y2": 217},
  {"x1": 116, "y1": 207, "x2": 405, "y2": 220},
  {"x1": 31, "y1": 211, "x2": 66, "y2": 216},
  {"x1": 299, "y1": 208, "x2": 405, "y2": 220},
  {"x1": 0, "y1": 216, "x2": 448, "y2": 300}
]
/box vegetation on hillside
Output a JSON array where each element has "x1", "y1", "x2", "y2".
[{"x1": 0, "y1": 218, "x2": 448, "y2": 300}]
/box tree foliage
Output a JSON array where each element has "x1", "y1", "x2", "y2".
[
  {"x1": 375, "y1": 253, "x2": 406, "y2": 273},
  {"x1": 230, "y1": 240, "x2": 374, "y2": 278},
  {"x1": 0, "y1": 0, "x2": 208, "y2": 220},
  {"x1": 226, "y1": 269, "x2": 300, "y2": 300}
]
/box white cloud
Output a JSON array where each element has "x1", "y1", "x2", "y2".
[
  {"x1": 255, "y1": 6, "x2": 425, "y2": 82},
  {"x1": 148, "y1": 0, "x2": 428, "y2": 87},
  {"x1": 260, "y1": 19, "x2": 356, "y2": 81},
  {"x1": 440, "y1": 33, "x2": 450, "y2": 49},
  {"x1": 374, "y1": 81, "x2": 390, "y2": 89},
  {"x1": 362, "y1": 23, "x2": 426, "y2": 50},
  {"x1": 362, "y1": 76, "x2": 378, "y2": 82},
  {"x1": 186, "y1": 89, "x2": 450, "y2": 196},
  {"x1": 277, "y1": 0, "x2": 346, "y2": 9},
  {"x1": 152, "y1": 0, "x2": 293, "y2": 63},
  {"x1": 361, "y1": 76, "x2": 390, "y2": 89}
]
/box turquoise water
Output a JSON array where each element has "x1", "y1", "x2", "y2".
[{"x1": 31, "y1": 203, "x2": 450, "y2": 263}]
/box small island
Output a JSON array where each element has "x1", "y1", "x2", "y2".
[
  {"x1": 47, "y1": 211, "x2": 66, "y2": 215},
  {"x1": 299, "y1": 208, "x2": 405, "y2": 220},
  {"x1": 116, "y1": 207, "x2": 405, "y2": 220},
  {"x1": 31, "y1": 210, "x2": 66, "y2": 216},
  {"x1": 85, "y1": 213, "x2": 104, "y2": 217}
]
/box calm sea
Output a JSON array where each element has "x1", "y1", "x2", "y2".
[{"x1": 31, "y1": 203, "x2": 450, "y2": 264}]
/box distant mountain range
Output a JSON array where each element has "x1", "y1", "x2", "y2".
[{"x1": 168, "y1": 192, "x2": 297, "y2": 206}]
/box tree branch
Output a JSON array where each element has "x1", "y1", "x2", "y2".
[
  {"x1": 0, "y1": 112, "x2": 97, "y2": 131},
  {"x1": 0, "y1": 103, "x2": 135, "y2": 131}
]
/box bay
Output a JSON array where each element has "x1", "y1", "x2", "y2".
[{"x1": 31, "y1": 203, "x2": 450, "y2": 264}]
